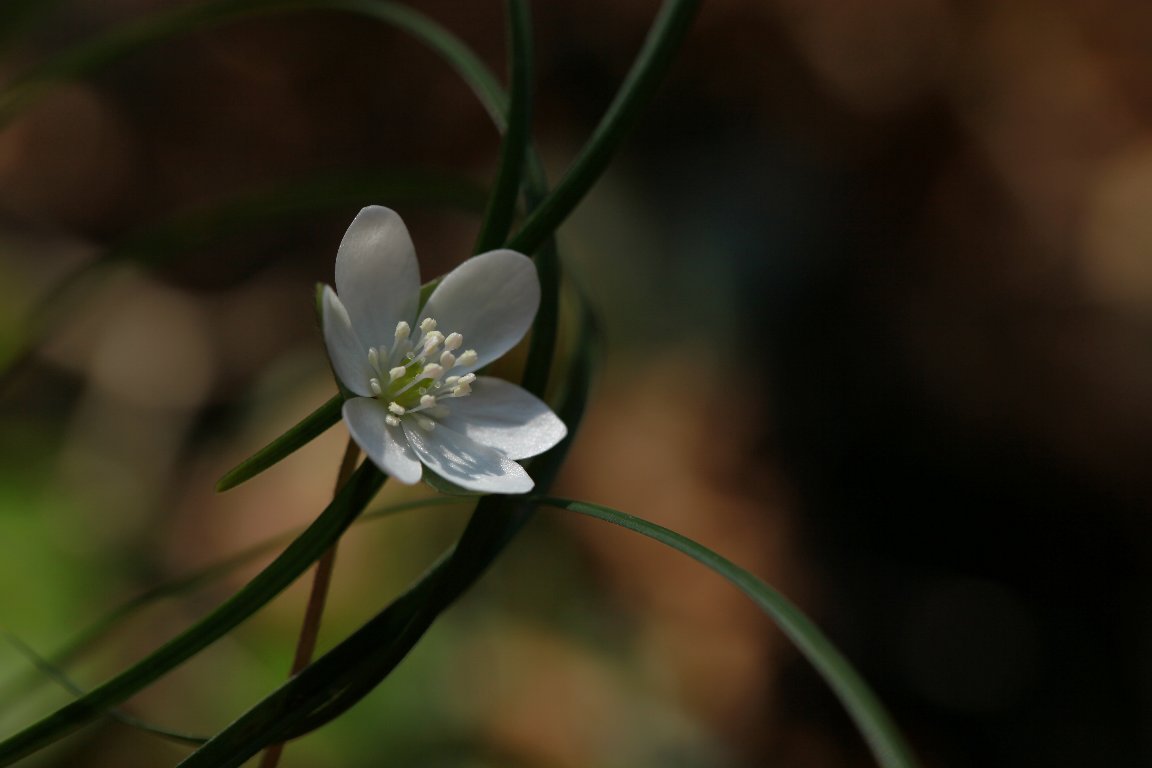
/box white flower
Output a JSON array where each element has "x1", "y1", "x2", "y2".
[{"x1": 320, "y1": 206, "x2": 567, "y2": 493}]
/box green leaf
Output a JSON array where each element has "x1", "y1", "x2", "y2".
[
  {"x1": 506, "y1": 0, "x2": 701, "y2": 256},
  {"x1": 0, "y1": 631, "x2": 208, "y2": 747},
  {"x1": 0, "y1": 462, "x2": 385, "y2": 766},
  {"x1": 215, "y1": 394, "x2": 343, "y2": 492},
  {"x1": 472, "y1": 0, "x2": 533, "y2": 254},
  {"x1": 4, "y1": 496, "x2": 469, "y2": 698},
  {"x1": 537, "y1": 497, "x2": 922, "y2": 768},
  {"x1": 175, "y1": 303, "x2": 598, "y2": 764}
]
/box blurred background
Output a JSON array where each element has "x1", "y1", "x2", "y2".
[{"x1": 2, "y1": 0, "x2": 1152, "y2": 765}]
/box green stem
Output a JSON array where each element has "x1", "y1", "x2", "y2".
[
  {"x1": 258, "y1": 438, "x2": 360, "y2": 768},
  {"x1": 0, "y1": 463, "x2": 385, "y2": 766},
  {"x1": 506, "y1": 0, "x2": 700, "y2": 255},
  {"x1": 216, "y1": 394, "x2": 342, "y2": 491},
  {"x1": 473, "y1": 0, "x2": 532, "y2": 254},
  {"x1": 538, "y1": 497, "x2": 921, "y2": 768},
  {"x1": 175, "y1": 303, "x2": 598, "y2": 765},
  {"x1": 2, "y1": 499, "x2": 467, "y2": 705}
]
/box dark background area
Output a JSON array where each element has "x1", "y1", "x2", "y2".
[{"x1": 2, "y1": 1, "x2": 1152, "y2": 766}]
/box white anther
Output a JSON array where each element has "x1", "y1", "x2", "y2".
[
  {"x1": 388, "y1": 402, "x2": 406, "y2": 416},
  {"x1": 459, "y1": 373, "x2": 476, "y2": 385},
  {"x1": 422, "y1": 330, "x2": 444, "y2": 354},
  {"x1": 452, "y1": 381, "x2": 472, "y2": 397},
  {"x1": 445, "y1": 375, "x2": 460, "y2": 387},
  {"x1": 415, "y1": 415, "x2": 436, "y2": 431},
  {"x1": 420, "y1": 394, "x2": 437, "y2": 408},
  {"x1": 394, "y1": 321, "x2": 410, "y2": 342},
  {"x1": 419, "y1": 317, "x2": 437, "y2": 333},
  {"x1": 444, "y1": 332, "x2": 463, "y2": 351},
  {"x1": 422, "y1": 363, "x2": 444, "y2": 380},
  {"x1": 389, "y1": 366, "x2": 406, "y2": 382},
  {"x1": 385, "y1": 414, "x2": 401, "y2": 428},
  {"x1": 369, "y1": 378, "x2": 383, "y2": 396},
  {"x1": 367, "y1": 347, "x2": 380, "y2": 370},
  {"x1": 439, "y1": 351, "x2": 456, "y2": 369},
  {"x1": 457, "y1": 349, "x2": 478, "y2": 368}
]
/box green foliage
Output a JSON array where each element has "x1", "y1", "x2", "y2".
[{"x1": 0, "y1": 0, "x2": 921, "y2": 766}]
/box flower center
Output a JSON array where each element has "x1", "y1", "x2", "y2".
[{"x1": 363, "y1": 317, "x2": 477, "y2": 431}]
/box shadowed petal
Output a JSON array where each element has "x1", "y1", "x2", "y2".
[
  {"x1": 421, "y1": 249, "x2": 538, "y2": 374},
  {"x1": 403, "y1": 420, "x2": 533, "y2": 493},
  {"x1": 335, "y1": 206, "x2": 421, "y2": 349},
  {"x1": 437, "y1": 377, "x2": 566, "y2": 460},
  {"x1": 344, "y1": 397, "x2": 422, "y2": 483},
  {"x1": 321, "y1": 286, "x2": 373, "y2": 397}
]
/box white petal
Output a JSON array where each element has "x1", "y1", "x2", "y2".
[
  {"x1": 437, "y1": 377, "x2": 566, "y2": 460},
  {"x1": 335, "y1": 206, "x2": 421, "y2": 349},
  {"x1": 420, "y1": 249, "x2": 539, "y2": 373},
  {"x1": 343, "y1": 398, "x2": 422, "y2": 484},
  {"x1": 403, "y1": 419, "x2": 534, "y2": 494},
  {"x1": 321, "y1": 286, "x2": 373, "y2": 397}
]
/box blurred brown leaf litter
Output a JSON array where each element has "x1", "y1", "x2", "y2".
[{"x1": 3, "y1": 0, "x2": 1152, "y2": 766}]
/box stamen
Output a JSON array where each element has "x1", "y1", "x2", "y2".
[
  {"x1": 420, "y1": 394, "x2": 437, "y2": 408},
  {"x1": 385, "y1": 414, "x2": 401, "y2": 428},
  {"x1": 422, "y1": 363, "x2": 444, "y2": 380},
  {"x1": 440, "y1": 351, "x2": 456, "y2": 369},
  {"x1": 451, "y1": 374, "x2": 475, "y2": 397},
  {"x1": 422, "y1": 330, "x2": 445, "y2": 354},
  {"x1": 389, "y1": 366, "x2": 406, "y2": 382},
  {"x1": 457, "y1": 349, "x2": 478, "y2": 368},
  {"x1": 388, "y1": 402, "x2": 406, "y2": 416},
  {"x1": 369, "y1": 378, "x2": 383, "y2": 396},
  {"x1": 367, "y1": 347, "x2": 380, "y2": 370},
  {"x1": 444, "y1": 332, "x2": 463, "y2": 351},
  {"x1": 419, "y1": 317, "x2": 437, "y2": 333},
  {"x1": 445, "y1": 375, "x2": 460, "y2": 387}
]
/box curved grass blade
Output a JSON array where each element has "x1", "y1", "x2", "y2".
[
  {"x1": 537, "y1": 497, "x2": 921, "y2": 768},
  {"x1": 0, "y1": 631, "x2": 207, "y2": 747},
  {"x1": 472, "y1": 0, "x2": 532, "y2": 254},
  {"x1": 216, "y1": 394, "x2": 342, "y2": 492},
  {"x1": 176, "y1": 302, "x2": 597, "y2": 765},
  {"x1": 1, "y1": 497, "x2": 469, "y2": 704},
  {"x1": 0, "y1": 0, "x2": 506, "y2": 391},
  {"x1": 506, "y1": 0, "x2": 700, "y2": 255},
  {"x1": 0, "y1": 462, "x2": 385, "y2": 766},
  {"x1": 0, "y1": 0, "x2": 504, "y2": 130},
  {"x1": 177, "y1": 0, "x2": 701, "y2": 751}
]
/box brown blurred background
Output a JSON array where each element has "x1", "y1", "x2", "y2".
[{"x1": 2, "y1": 0, "x2": 1152, "y2": 766}]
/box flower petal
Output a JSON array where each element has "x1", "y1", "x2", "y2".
[
  {"x1": 335, "y1": 206, "x2": 421, "y2": 350},
  {"x1": 403, "y1": 419, "x2": 534, "y2": 494},
  {"x1": 343, "y1": 397, "x2": 422, "y2": 484},
  {"x1": 420, "y1": 249, "x2": 539, "y2": 373},
  {"x1": 321, "y1": 286, "x2": 373, "y2": 396},
  {"x1": 437, "y1": 377, "x2": 566, "y2": 460}
]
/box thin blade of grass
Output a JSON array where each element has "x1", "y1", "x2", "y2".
[
  {"x1": 537, "y1": 497, "x2": 921, "y2": 768},
  {"x1": 0, "y1": 462, "x2": 385, "y2": 765},
  {"x1": 175, "y1": 299, "x2": 596, "y2": 764},
  {"x1": 0, "y1": 631, "x2": 207, "y2": 747}
]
